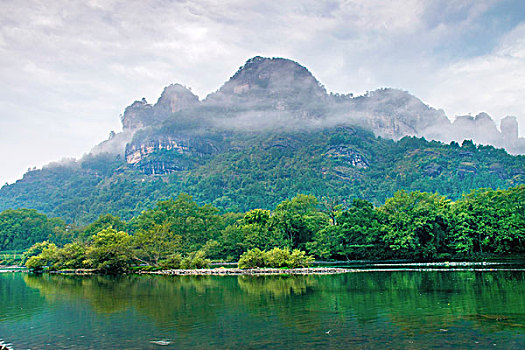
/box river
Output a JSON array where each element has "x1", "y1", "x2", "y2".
[{"x1": 0, "y1": 264, "x2": 524, "y2": 349}]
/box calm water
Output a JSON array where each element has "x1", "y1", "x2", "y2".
[{"x1": 0, "y1": 268, "x2": 524, "y2": 349}]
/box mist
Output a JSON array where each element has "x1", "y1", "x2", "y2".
[{"x1": 107, "y1": 57, "x2": 524, "y2": 160}]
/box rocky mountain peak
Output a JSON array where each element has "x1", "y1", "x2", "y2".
[
  {"x1": 112, "y1": 56, "x2": 524, "y2": 155},
  {"x1": 154, "y1": 84, "x2": 199, "y2": 114},
  {"x1": 501, "y1": 116, "x2": 519, "y2": 139},
  {"x1": 121, "y1": 98, "x2": 154, "y2": 130},
  {"x1": 121, "y1": 84, "x2": 199, "y2": 131},
  {"x1": 207, "y1": 56, "x2": 327, "y2": 101}
]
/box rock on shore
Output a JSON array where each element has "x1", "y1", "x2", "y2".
[{"x1": 143, "y1": 267, "x2": 351, "y2": 276}]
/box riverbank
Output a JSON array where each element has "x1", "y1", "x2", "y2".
[
  {"x1": 0, "y1": 267, "x2": 350, "y2": 274},
  {"x1": 142, "y1": 267, "x2": 351, "y2": 276},
  {"x1": 6, "y1": 259, "x2": 525, "y2": 275},
  {"x1": 42, "y1": 267, "x2": 352, "y2": 276}
]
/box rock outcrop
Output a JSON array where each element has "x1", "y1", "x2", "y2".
[{"x1": 121, "y1": 84, "x2": 199, "y2": 131}]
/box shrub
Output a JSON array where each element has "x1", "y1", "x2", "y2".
[
  {"x1": 159, "y1": 253, "x2": 182, "y2": 269},
  {"x1": 238, "y1": 248, "x2": 266, "y2": 268},
  {"x1": 25, "y1": 242, "x2": 59, "y2": 272},
  {"x1": 238, "y1": 248, "x2": 314, "y2": 268},
  {"x1": 287, "y1": 249, "x2": 315, "y2": 268},
  {"x1": 180, "y1": 251, "x2": 210, "y2": 269},
  {"x1": 264, "y1": 247, "x2": 291, "y2": 268}
]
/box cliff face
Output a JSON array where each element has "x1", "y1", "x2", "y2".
[
  {"x1": 124, "y1": 134, "x2": 223, "y2": 175},
  {"x1": 121, "y1": 84, "x2": 199, "y2": 131},
  {"x1": 125, "y1": 137, "x2": 189, "y2": 165},
  {"x1": 92, "y1": 56, "x2": 524, "y2": 175}
]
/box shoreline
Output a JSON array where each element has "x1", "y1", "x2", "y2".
[
  {"x1": 3, "y1": 259, "x2": 524, "y2": 276},
  {"x1": 141, "y1": 267, "x2": 351, "y2": 276}
]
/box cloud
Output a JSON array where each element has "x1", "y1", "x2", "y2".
[
  {"x1": 0, "y1": 0, "x2": 523, "y2": 184},
  {"x1": 425, "y1": 23, "x2": 525, "y2": 130}
]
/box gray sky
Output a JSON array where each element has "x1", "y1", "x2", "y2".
[{"x1": 1, "y1": 0, "x2": 524, "y2": 184}]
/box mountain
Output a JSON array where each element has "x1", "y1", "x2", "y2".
[
  {"x1": 1, "y1": 56, "x2": 524, "y2": 224},
  {"x1": 97, "y1": 56, "x2": 525, "y2": 157}
]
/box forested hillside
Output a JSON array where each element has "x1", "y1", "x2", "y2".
[
  {"x1": 8, "y1": 186, "x2": 524, "y2": 271},
  {"x1": 1, "y1": 127, "x2": 523, "y2": 224}
]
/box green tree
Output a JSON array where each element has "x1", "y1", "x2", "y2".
[
  {"x1": 216, "y1": 224, "x2": 245, "y2": 260},
  {"x1": 307, "y1": 198, "x2": 383, "y2": 260},
  {"x1": 379, "y1": 191, "x2": 451, "y2": 260},
  {"x1": 84, "y1": 228, "x2": 134, "y2": 274},
  {"x1": 132, "y1": 223, "x2": 182, "y2": 266},
  {"x1": 0, "y1": 209, "x2": 67, "y2": 250},
  {"x1": 240, "y1": 209, "x2": 285, "y2": 251},
  {"x1": 131, "y1": 194, "x2": 223, "y2": 253},
  {"x1": 25, "y1": 241, "x2": 59, "y2": 272},
  {"x1": 80, "y1": 214, "x2": 127, "y2": 241},
  {"x1": 449, "y1": 186, "x2": 525, "y2": 255},
  {"x1": 271, "y1": 194, "x2": 329, "y2": 250},
  {"x1": 53, "y1": 242, "x2": 87, "y2": 270}
]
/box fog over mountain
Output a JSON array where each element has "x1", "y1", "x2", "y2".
[{"x1": 93, "y1": 56, "x2": 524, "y2": 165}]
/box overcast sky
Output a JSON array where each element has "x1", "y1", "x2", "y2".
[{"x1": 1, "y1": 0, "x2": 524, "y2": 184}]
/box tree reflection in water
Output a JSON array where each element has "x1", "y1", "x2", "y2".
[{"x1": 17, "y1": 270, "x2": 525, "y2": 348}]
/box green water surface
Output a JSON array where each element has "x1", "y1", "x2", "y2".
[{"x1": 0, "y1": 269, "x2": 524, "y2": 349}]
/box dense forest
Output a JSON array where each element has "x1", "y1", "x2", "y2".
[
  {"x1": 1, "y1": 127, "x2": 523, "y2": 225},
  {"x1": 3, "y1": 185, "x2": 523, "y2": 272}
]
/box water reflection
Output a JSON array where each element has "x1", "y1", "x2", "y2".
[
  {"x1": 238, "y1": 275, "x2": 316, "y2": 297},
  {"x1": 3, "y1": 271, "x2": 523, "y2": 349},
  {"x1": 0, "y1": 273, "x2": 44, "y2": 321}
]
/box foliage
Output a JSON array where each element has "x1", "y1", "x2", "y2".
[
  {"x1": 307, "y1": 198, "x2": 383, "y2": 260},
  {"x1": 79, "y1": 214, "x2": 127, "y2": 241},
  {"x1": 53, "y1": 242, "x2": 86, "y2": 270},
  {"x1": 25, "y1": 242, "x2": 59, "y2": 272},
  {"x1": 129, "y1": 194, "x2": 224, "y2": 254},
  {"x1": 18, "y1": 185, "x2": 525, "y2": 273},
  {"x1": 158, "y1": 253, "x2": 182, "y2": 269},
  {"x1": 379, "y1": 191, "x2": 451, "y2": 260},
  {"x1": 238, "y1": 248, "x2": 266, "y2": 268},
  {"x1": 1, "y1": 127, "x2": 523, "y2": 225},
  {"x1": 132, "y1": 223, "x2": 182, "y2": 266},
  {"x1": 238, "y1": 248, "x2": 314, "y2": 268},
  {"x1": 180, "y1": 250, "x2": 210, "y2": 269},
  {"x1": 271, "y1": 195, "x2": 330, "y2": 250},
  {"x1": 84, "y1": 229, "x2": 134, "y2": 274},
  {"x1": 0, "y1": 209, "x2": 67, "y2": 251},
  {"x1": 448, "y1": 186, "x2": 525, "y2": 256}
]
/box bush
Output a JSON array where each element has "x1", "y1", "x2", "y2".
[
  {"x1": 238, "y1": 248, "x2": 314, "y2": 268},
  {"x1": 264, "y1": 247, "x2": 291, "y2": 268},
  {"x1": 238, "y1": 248, "x2": 266, "y2": 268},
  {"x1": 287, "y1": 249, "x2": 314, "y2": 268},
  {"x1": 180, "y1": 251, "x2": 210, "y2": 269},
  {"x1": 25, "y1": 242, "x2": 59, "y2": 272},
  {"x1": 159, "y1": 253, "x2": 182, "y2": 269},
  {"x1": 84, "y1": 228, "x2": 133, "y2": 274}
]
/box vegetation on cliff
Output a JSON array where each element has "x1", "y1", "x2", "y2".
[{"x1": 1, "y1": 127, "x2": 523, "y2": 225}]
